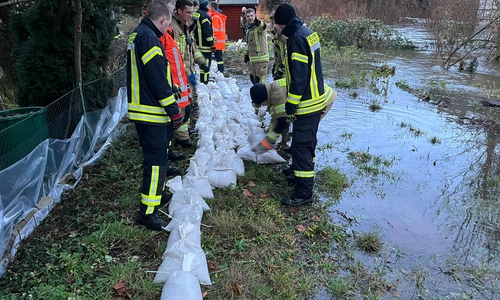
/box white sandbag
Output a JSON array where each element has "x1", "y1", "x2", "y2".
[
  {"x1": 168, "y1": 202, "x2": 204, "y2": 227},
  {"x1": 165, "y1": 176, "x2": 183, "y2": 193},
  {"x1": 256, "y1": 150, "x2": 287, "y2": 164},
  {"x1": 161, "y1": 271, "x2": 202, "y2": 300},
  {"x1": 165, "y1": 221, "x2": 201, "y2": 250},
  {"x1": 206, "y1": 168, "x2": 237, "y2": 188},
  {"x1": 182, "y1": 175, "x2": 214, "y2": 199},
  {"x1": 237, "y1": 144, "x2": 257, "y2": 162},
  {"x1": 168, "y1": 188, "x2": 210, "y2": 216},
  {"x1": 158, "y1": 248, "x2": 211, "y2": 285}
]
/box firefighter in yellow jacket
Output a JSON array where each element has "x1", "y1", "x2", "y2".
[
  {"x1": 250, "y1": 78, "x2": 337, "y2": 153},
  {"x1": 244, "y1": 8, "x2": 269, "y2": 84},
  {"x1": 274, "y1": 3, "x2": 331, "y2": 207},
  {"x1": 270, "y1": 11, "x2": 287, "y2": 80},
  {"x1": 127, "y1": 1, "x2": 183, "y2": 230}
]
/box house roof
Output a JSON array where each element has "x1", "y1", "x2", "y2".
[{"x1": 218, "y1": 0, "x2": 259, "y2": 5}]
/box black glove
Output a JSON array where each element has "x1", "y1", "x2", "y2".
[
  {"x1": 285, "y1": 102, "x2": 297, "y2": 115},
  {"x1": 200, "y1": 63, "x2": 210, "y2": 73},
  {"x1": 172, "y1": 84, "x2": 181, "y2": 100},
  {"x1": 184, "y1": 103, "x2": 192, "y2": 123},
  {"x1": 171, "y1": 112, "x2": 183, "y2": 130},
  {"x1": 244, "y1": 54, "x2": 249, "y2": 63},
  {"x1": 211, "y1": 45, "x2": 216, "y2": 53},
  {"x1": 273, "y1": 65, "x2": 285, "y2": 80},
  {"x1": 254, "y1": 18, "x2": 261, "y2": 26}
]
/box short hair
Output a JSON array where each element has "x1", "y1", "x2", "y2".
[
  {"x1": 210, "y1": 1, "x2": 218, "y2": 10},
  {"x1": 146, "y1": 0, "x2": 172, "y2": 20},
  {"x1": 245, "y1": 8, "x2": 255, "y2": 16},
  {"x1": 175, "y1": 0, "x2": 194, "y2": 10}
]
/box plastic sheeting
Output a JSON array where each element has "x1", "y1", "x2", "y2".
[{"x1": 0, "y1": 88, "x2": 128, "y2": 277}]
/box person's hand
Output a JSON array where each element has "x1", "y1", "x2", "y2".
[
  {"x1": 286, "y1": 114, "x2": 296, "y2": 122},
  {"x1": 273, "y1": 64, "x2": 285, "y2": 80},
  {"x1": 254, "y1": 18, "x2": 261, "y2": 26},
  {"x1": 188, "y1": 73, "x2": 197, "y2": 87},
  {"x1": 244, "y1": 54, "x2": 250, "y2": 63},
  {"x1": 211, "y1": 45, "x2": 216, "y2": 53},
  {"x1": 171, "y1": 112, "x2": 183, "y2": 130},
  {"x1": 200, "y1": 63, "x2": 210, "y2": 73},
  {"x1": 252, "y1": 136, "x2": 275, "y2": 154},
  {"x1": 285, "y1": 102, "x2": 297, "y2": 115},
  {"x1": 172, "y1": 84, "x2": 181, "y2": 100}
]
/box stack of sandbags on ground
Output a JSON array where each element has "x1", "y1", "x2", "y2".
[{"x1": 155, "y1": 176, "x2": 211, "y2": 300}]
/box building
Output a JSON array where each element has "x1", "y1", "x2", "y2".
[{"x1": 217, "y1": 0, "x2": 259, "y2": 41}]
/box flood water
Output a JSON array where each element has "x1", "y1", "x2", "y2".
[{"x1": 313, "y1": 21, "x2": 500, "y2": 298}]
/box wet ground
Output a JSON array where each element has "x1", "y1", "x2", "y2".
[{"x1": 313, "y1": 21, "x2": 500, "y2": 298}]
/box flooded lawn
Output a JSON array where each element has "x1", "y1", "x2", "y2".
[{"x1": 314, "y1": 21, "x2": 500, "y2": 298}]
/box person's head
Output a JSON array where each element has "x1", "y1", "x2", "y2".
[
  {"x1": 175, "y1": 0, "x2": 194, "y2": 23},
  {"x1": 199, "y1": 0, "x2": 208, "y2": 9},
  {"x1": 146, "y1": 0, "x2": 172, "y2": 34},
  {"x1": 241, "y1": 6, "x2": 246, "y2": 13},
  {"x1": 162, "y1": 0, "x2": 175, "y2": 14},
  {"x1": 192, "y1": 0, "x2": 199, "y2": 10},
  {"x1": 274, "y1": 3, "x2": 296, "y2": 28},
  {"x1": 245, "y1": 8, "x2": 255, "y2": 24},
  {"x1": 250, "y1": 83, "x2": 268, "y2": 107},
  {"x1": 210, "y1": 1, "x2": 218, "y2": 12}
]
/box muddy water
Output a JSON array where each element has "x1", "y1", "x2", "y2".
[{"x1": 315, "y1": 21, "x2": 500, "y2": 298}]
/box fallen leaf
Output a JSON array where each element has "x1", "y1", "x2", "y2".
[
  {"x1": 289, "y1": 207, "x2": 299, "y2": 214},
  {"x1": 295, "y1": 224, "x2": 306, "y2": 233},
  {"x1": 207, "y1": 260, "x2": 220, "y2": 272},
  {"x1": 260, "y1": 193, "x2": 270, "y2": 199},
  {"x1": 248, "y1": 181, "x2": 256, "y2": 187},
  {"x1": 232, "y1": 283, "x2": 243, "y2": 294},
  {"x1": 242, "y1": 189, "x2": 253, "y2": 198},
  {"x1": 113, "y1": 282, "x2": 127, "y2": 295}
]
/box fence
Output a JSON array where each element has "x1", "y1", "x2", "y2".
[{"x1": 0, "y1": 66, "x2": 127, "y2": 277}]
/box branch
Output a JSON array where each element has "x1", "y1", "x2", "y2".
[{"x1": 0, "y1": 0, "x2": 32, "y2": 8}]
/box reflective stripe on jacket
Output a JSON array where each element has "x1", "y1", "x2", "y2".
[
  {"x1": 209, "y1": 10, "x2": 227, "y2": 50},
  {"x1": 245, "y1": 21, "x2": 269, "y2": 63},
  {"x1": 126, "y1": 18, "x2": 179, "y2": 125},
  {"x1": 159, "y1": 28, "x2": 190, "y2": 108},
  {"x1": 282, "y1": 17, "x2": 326, "y2": 116},
  {"x1": 192, "y1": 8, "x2": 215, "y2": 53}
]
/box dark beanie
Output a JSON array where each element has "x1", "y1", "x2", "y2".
[
  {"x1": 250, "y1": 84, "x2": 267, "y2": 105},
  {"x1": 199, "y1": 0, "x2": 208, "y2": 9},
  {"x1": 274, "y1": 3, "x2": 296, "y2": 25}
]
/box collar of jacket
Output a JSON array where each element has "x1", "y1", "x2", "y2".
[
  {"x1": 174, "y1": 13, "x2": 188, "y2": 27},
  {"x1": 141, "y1": 17, "x2": 163, "y2": 38},
  {"x1": 281, "y1": 16, "x2": 303, "y2": 39}
]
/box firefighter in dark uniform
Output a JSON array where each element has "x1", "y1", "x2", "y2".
[
  {"x1": 192, "y1": 0, "x2": 215, "y2": 84},
  {"x1": 127, "y1": 1, "x2": 183, "y2": 229},
  {"x1": 274, "y1": 3, "x2": 329, "y2": 207}
]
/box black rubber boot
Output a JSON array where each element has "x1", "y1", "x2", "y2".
[
  {"x1": 168, "y1": 150, "x2": 184, "y2": 161},
  {"x1": 161, "y1": 191, "x2": 173, "y2": 206},
  {"x1": 176, "y1": 139, "x2": 193, "y2": 148},
  {"x1": 138, "y1": 204, "x2": 167, "y2": 230},
  {"x1": 281, "y1": 177, "x2": 314, "y2": 207},
  {"x1": 281, "y1": 195, "x2": 314, "y2": 207},
  {"x1": 166, "y1": 165, "x2": 181, "y2": 176}
]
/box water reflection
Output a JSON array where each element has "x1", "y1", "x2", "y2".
[{"x1": 316, "y1": 21, "x2": 500, "y2": 297}]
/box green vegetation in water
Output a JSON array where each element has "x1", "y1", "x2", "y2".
[
  {"x1": 430, "y1": 136, "x2": 441, "y2": 144},
  {"x1": 310, "y1": 16, "x2": 417, "y2": 50},
  {"x1": 315, "y1": 166, "x2": 350, "y2": 199},
  {"x1": 369, "y1": 100, "x2": 382, "y2": 112},
  {"x1": 355, "y1": 227, "x2": 383, "y2": 254}
]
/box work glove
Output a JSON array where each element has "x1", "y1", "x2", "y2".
[
  {"x1": 252, "y1": 136, "x2": 275, "y2": 154},
  {"x1": 188, "y1": 73, "x2": 197, "y2": 87},
  {"x1": 184, "y1": 103, "x2": 192, "y2": 123},
  {"x1": 286, "y1": 114, "x2": 296, "y2": 122},
  {"x1": 200, "y1": 63, "x2": 210, "y2": 73},
  {"x1": 244, "y1": 54, "x2": 250, "y2": 63},
  {"x1": 273, "y1": 64, "x2": 285, "y2": 80},
  {"x1": 285, "y1": 102, "x2": 297, "y2": 115},
  {"x1": 171, "y1": 112, "x2": 183, "y2": 130},
  {"x1": 254, "y1": 18, "x2": 261, "y2": 26},
  {"x1": 172, "y1": 84, "x2": 181, "y2": 100},
  {"x1": 211, "y1": 45, "x2": 216, "y2": 53}
]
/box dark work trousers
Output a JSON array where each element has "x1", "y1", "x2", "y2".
[
  {"x1": 214, "y1": 50, "x2": 224, "y2": 73},
  {"x1": 135, "y1": 123, "x2": 168, "y2": 212},
  {"x1": 290, "y1": 112, "x2": 321, "y2": 199},
  {"x1": 200, "y1": 52, "x2": 212, "y2": 84}
]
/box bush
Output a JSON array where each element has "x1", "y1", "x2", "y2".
[
  {"x1": 10, "y1": 0, "x2": 116, "y2": 107},
  {"x1": 310, "y1": 15, "x2": 416, "y2": 50}
]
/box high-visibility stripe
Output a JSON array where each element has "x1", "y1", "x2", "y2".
[
  {"x1": 266, "y1": 130, "x2": 279, "y2": 141},
  {"x1": 175, "y1": 123, "x2": 189, "y2": 133},
  {"x1": 159, "y1": 95, "x2": 176, "y2": 107},
  {"x1": 249, "y1": 54, "x2": 269, "y2": 62},
  {"x1": 294, "y1": 170, "x2": 314, "y2": 178},
  {"x1": 291, "y1": 52, "x2": 308, "y2": 64},
  {"x1": 278, "y1": 78, "x2": 286, "y2": 86},
  {"x1": 142, "y1": 46, "x2": 163, "y2": 65},
  {"x1": 287, "y1": 92, "x2": 301, "y2": 105},
  {"x1": 127, "y1": 111, "x2": 170, "y2": 123},
  {"x1": 271, "y1": 103, "x2": 285, "y2": 116}
]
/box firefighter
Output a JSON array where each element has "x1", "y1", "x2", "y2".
[
  {"x1": 250, "y1": 79, "x2": 337, "y2": 153},
  {"x1": 270, "y1": 11, "x2": 287, "y2": 80},
  {"x1": 159, "y1": 0, "x2": 193, "y2": 157},
  {"x1": 126, "y1": 1, "x2": 183, "y2": 229},
  {"x1": 274, "y1": 3, "x2": 330, "y2": 207},
  {"x1": 171, "y1": 0, "x2": 210, "y2": 148},
  {"x1": 209, "y1": 1, "x2": 227, "y2": 73},
  {"x1": 192, "y1": 0, "x2": 215, "y2": 83},
  {"x1": 244, "y1": 8, "x2": 269, "y2": 84}
]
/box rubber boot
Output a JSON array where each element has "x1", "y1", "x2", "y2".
[
  {"x1": 138, "y1": 204, "x2": 166, "y2": 230},
  {"x1": 281, "y1": 177, "x2": 314, "y2": 207}
]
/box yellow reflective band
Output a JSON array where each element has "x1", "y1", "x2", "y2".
[
  {"x1": 130, "y1": 50, "x2": 140, "y2": 105},
  {"x1": 249, "y1": 54, "x2": 269, "y2": 62},
  {"x1": 128, "y1": 112, "x2": 170, "y2": 123},
  {"x1": 272, "y1": 104, "x2": 285, "y2": 116},
  {"x1": 294, "y1": 170, "x2": 314, "y2": 178},
  {"x1": 307, "y1": 32, "x2": 320, "y2": 49},
  {"x1": 291, "y1": 52, "x2": 308, "y2": 64},
  {"x1": 141, "y1": 194, "x2": 161, "y2": 207},
  {"x1": 278, "y1": 78, "x2": 287, "y2": 86},
  {"x1": 176, "y1": 123, "x2": 189, "y2": 132},
  {"x1": 128, "y1": 32, "x2": 137, "y2": 44},
  {"x1": 159, "y1": 95, "x2": 176, "y2": 107},
  {"x1": 142, "y1": 46, "x2": 163, "y2": 65},
  {"x1": 266, "y1": 130, "x2": 279, "y2": 141},
  {"x1": 201, "y1": 18, "x2": 209, "y2": 25},
  {"x1": 148, "y1": 166, "x2": 160, "y2": 197},
  {"x1": 217, "y1": 61, "x2": 224, "y2": 65},
  {"x1": 193, "y1": 12, "x2": 200, "y2": 18},
  {"x1": 194, "y1": 51, "x2": 204, "y2": 59},
  {"x1": 287, "y1": 93, "x2": 301, "y2": 105}
]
